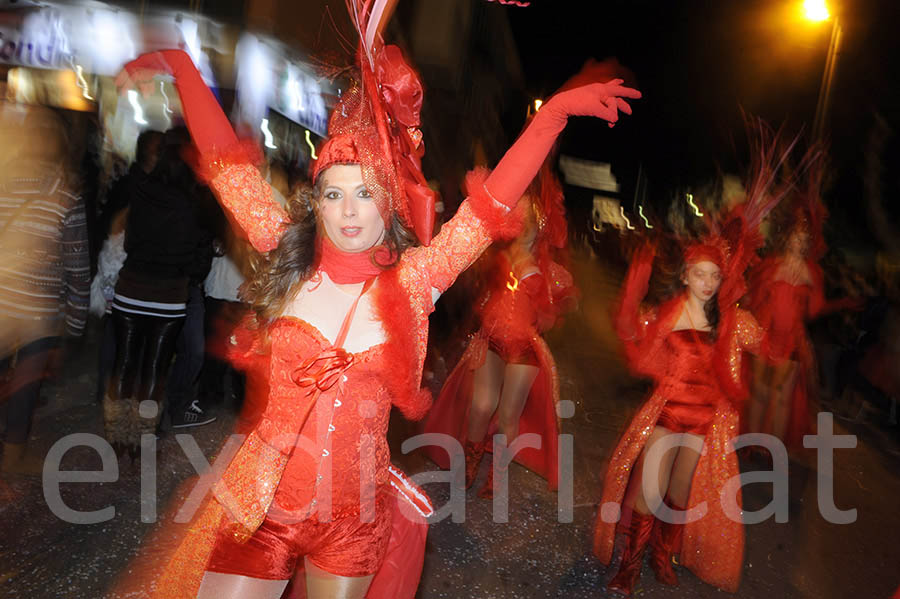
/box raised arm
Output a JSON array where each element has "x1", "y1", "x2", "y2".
[
  {"x1": 401, "y1": 79, "x2": 641, "y2": 300},
  {"x1": 118, "y1": 50, "x2": 288, "y2": 252}
]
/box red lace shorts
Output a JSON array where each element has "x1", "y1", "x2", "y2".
[{"x1": 207, "y1": 490, "x2": 392, "y2": 580}]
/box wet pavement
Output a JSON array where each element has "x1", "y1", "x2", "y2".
[{"x1": 1, "y1": 247, "x2": 899, "y2": 598}]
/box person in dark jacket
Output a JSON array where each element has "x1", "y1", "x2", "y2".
[{"x1": 104, "y1": 129, "x2": 197, "y2": 458}]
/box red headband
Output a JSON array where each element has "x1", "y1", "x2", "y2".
[
  {"x1": 311, "y1": 134, "x2": 360, "y2": 183},
  {"x1": 683, "y1": 242, "x2": 725, "y2": 269}
]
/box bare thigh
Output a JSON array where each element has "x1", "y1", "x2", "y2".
[
  {"x1": 665, "y1": 432, "x2": 704, "y2": 509},
  {"x1": 468, "y1": 349, "x2": 505, "y2": 442},
  {"x1": 496, "y1": 362, "x2": 540, "y2": 439},
  {"x1": 196, "y1": 572, "x2": 289, "y2": 599},
  {"x1": 304, "y1": 558, "x2": 374, "y2": 599},
  {"x1": 625, "y1": 426, "x2": 679, "y2": 515}
]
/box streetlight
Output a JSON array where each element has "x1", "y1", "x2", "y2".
[{"x1": 802, "y1": 0, "x2": 842, "y2": 140}]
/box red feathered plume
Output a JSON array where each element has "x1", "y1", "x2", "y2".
[{"x1": 311, "y1": 0, "x2": 437, "y2": 244}]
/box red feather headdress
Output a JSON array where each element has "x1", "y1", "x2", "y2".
[{"x1": 310, "y1": 0, "x2": 437, "y2": 245}]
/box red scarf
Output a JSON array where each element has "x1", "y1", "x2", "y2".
[{"x1": 318, "y1": 235, "x2": 394, "y2": 284}]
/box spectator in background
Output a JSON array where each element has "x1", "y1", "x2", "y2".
[
  {"x1": 105, "y1": 129, "x2": 197, "y2": 460},
  {"x1": 91, "y1": 130, "x2": 163, "y2": 404},
  {"x1": 165, "y1": 141, "x2": 218, "y2": 430},
  {"x1": 0, "y1": 104, "x2": 90, "y2": 476}
]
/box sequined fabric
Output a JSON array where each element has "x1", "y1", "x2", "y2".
[
  {"x1": 594, "y1": 307, "x2": 760, "y2": 593},
  {"x1": 213, "y1": 430, "x2": 289, "y2": 541},
  {"x1": 210, "y1": 162, "x2": 289, "y2": 253}
]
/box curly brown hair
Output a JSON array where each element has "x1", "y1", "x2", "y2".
[{"x1": 239, "y1": 179, "x2": 418, "y2": 326}]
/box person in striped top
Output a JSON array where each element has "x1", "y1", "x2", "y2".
[{"x1": 0, "y1": 103, "x2": 90, "y2": 476}]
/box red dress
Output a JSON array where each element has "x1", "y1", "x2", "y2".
[
  {"x1": 593, "y1": 249, "x2": 765, "y2": 592},
  {"x1": 421, "y1": 251, "x2": 575, "y2": 489},
  {"x1": 747, "y1": 257, "x2": 854, "y2": 446},
  {"x1": 655, "y1": 330, "x2": 723, "y2": 435}
]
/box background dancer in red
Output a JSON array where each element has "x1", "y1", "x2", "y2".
[
  {"x1": 746, "y1": 154, "x2": 859, "y2": 448},
  {"x1": 116, "y1": 3, "x2": 640, "y2": 597},
  {"x1": 422, "y1": 163, "x2": 576, "y2": 497},
  {"x1": 593, "y1": 126, "x2": 797, "y2": 596}
]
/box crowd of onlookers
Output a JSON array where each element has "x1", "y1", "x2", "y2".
[{"x1": 0, "y1": 102, "x2": 292, "y2": 474}]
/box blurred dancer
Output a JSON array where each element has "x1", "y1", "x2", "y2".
[
  {"x1": 116, "y1": 4, "x2": 639, "y2": 596},
  {"x1": 0, "y1": 104, "x2": 90, "y2": 475},
  {"x1": 422, "y1": 163, "x2": 576, "y2": 497},
  {"x1": 746, "y1": 160, "x2": 858, "y2": 447},
  {"x1": 593, "y1": 127, "x2": 796, "y2": 595}
]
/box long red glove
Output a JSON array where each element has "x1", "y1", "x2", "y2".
[
  {"x1": 117, "y1": 50, "x2": 238, "y2": 159},
  {"x1": 484, "y1": 79, "x2": 641, "y2": 208}
]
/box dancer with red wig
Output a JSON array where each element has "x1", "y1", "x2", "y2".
[
  {"x1": 116, "y1": 3, "x2": 640, "y2": 597},
  {"x1": 593, "y1": 128, "x2": 798, "y2": 596},
  {"x1": 421, "y1": 163, "x2": 576, "y2": 496}
]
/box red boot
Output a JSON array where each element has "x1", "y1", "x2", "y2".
[
  {"x1": 464, "y1": 440, "x2": 485, "y2": 489},
  {"x1": 607, "y1": 511, "x2": 654, "y2": 596},
  {"x1": 650, "y1": 518, "x2": 683, "y2": 586},
  {"x1": 477, "y1": 453, "x2": 509, "y2": 500}
]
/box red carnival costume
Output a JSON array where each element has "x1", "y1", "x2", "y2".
[
  {"x1": 422, "y1": 165, "x2": 577, "y2": 490},
  {"x1": 746, "y1": 158, "x2": 856, "y2": 447},
  {"x1": 593, "y1": 124, "x2": 799, "y2": 593},
  {"x1": 115, "y1": 3, "x2": 640, "y2": 595}
]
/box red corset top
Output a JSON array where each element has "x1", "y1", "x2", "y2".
[
  {"x1": 656, "y1": 329, "x2": 725, "y2": 408},
  {"x1": 266, "y1": 317, "x2": 392, "y2": 517}
]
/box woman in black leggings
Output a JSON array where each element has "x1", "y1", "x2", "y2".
[{"x1": 105, "y1": 130, "x2": 199, "y2": 458}]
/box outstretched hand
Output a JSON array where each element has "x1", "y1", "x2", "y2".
[{"x1": 545, "y1": 79, "x2": 641, "y2": 128}]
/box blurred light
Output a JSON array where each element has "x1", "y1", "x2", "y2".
[
  {"x1": 620, "y1": 206, "x2": 635, "y2": 230},
  {"x1": 686, "y1": 192, "x2": 704, "y2": 217},
  {"x1": 261, "y1": 118, "x2": 277, "y2": 149},
  {"x1": 305, "y1": 129, "x2": 318, "y2": 159},
  {"x1": 803, "y1": 0, "x2": 830, "y2": 21},
  {"x1": 533, "y1": 98, "x2": 543, "y2": 112},
  {"x1": 506, "y1": 271, "x2": 519, "y2": 292},
  {"x1": 127, "y1": 90, "x2": 148, "y2": 125},
  {"x1": 160, "y1": 81, "x2": 174, "y2": 115},
  {"x1": 73, "y1": 65, "x2": 93, "y2": 101},
  {"x1": 638, "y1": 205, "x2": 653, "y2": 229}
]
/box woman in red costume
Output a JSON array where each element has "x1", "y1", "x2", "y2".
[
  {"x1": 116, "y1": 4, "x2": 640, "y2": 597},
  {"x1": 422, "y1": 164, "x2": 576, "y2": 497},
  {"x1": 593, "y1": 131, "x2": 797, "y2": 596},
  {"x1": 746, "y1": 158, "x2": 857, "y2": 448}
]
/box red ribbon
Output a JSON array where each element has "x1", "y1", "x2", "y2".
[{"x1": 291, "y1": 348, "x2": 355, "y2": 393}]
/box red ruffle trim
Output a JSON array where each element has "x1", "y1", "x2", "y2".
[
  {"x1": 374, "y1": 268, "x2": 433, "y2": 421},
  {"x1": 464, "y1": 167, "x2": 525, "y2": 241}
]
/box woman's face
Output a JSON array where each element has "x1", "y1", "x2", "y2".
[
  {"x1": 317, "y1": 164, "x2": 386, "y2": 253},
  {"x1": 786, "y1": 228, "x2": 810, "y2": 257},
  {"x1": 683, "y1": 260, "x2": 722, "y2": 303}
]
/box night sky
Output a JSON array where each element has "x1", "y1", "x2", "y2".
[{"x1": 501, "y1": 0, "x2": 900, "y2": 243}]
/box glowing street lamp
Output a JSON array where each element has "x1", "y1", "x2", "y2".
[
  {"x1": 802, "y1": 0, "x2": 841, "y2": 140},
  {"x1": 803, "y1": 0, "x2": 830, "y2": 21}
]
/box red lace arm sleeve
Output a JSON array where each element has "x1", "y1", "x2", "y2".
[
  {"x1": 398, "y1": 168, "x2": 524, "y2": 307},
  {"x1": 121, "y1": 50, "x2": 289, "y2": 252},
  {"x1": 208, "y1": 162, "x2": 289, "y2": 253}
]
